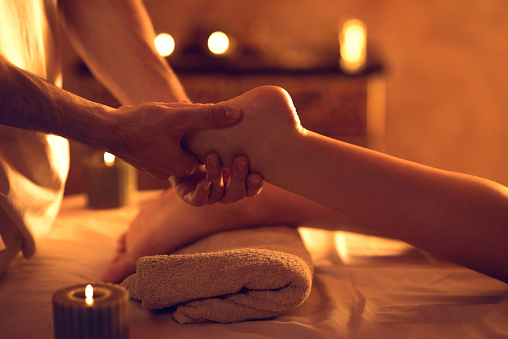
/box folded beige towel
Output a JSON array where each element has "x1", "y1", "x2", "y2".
[{"x1": 121, "y1": 226, "x2": 314, "y2": 324}]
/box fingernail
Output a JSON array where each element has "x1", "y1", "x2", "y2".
[
  {"x1": 249, "y1": 176, "x2": 261, "y2": 186},
  {"x1": 236, "y1": 159, "x2": 247, "y2": 171},
  {"x1": 209, "y1": 155, "x2": 219, "y2": 169},
  {"x1": 225, "y1": 106, "x2": 241, "y2": 120}
]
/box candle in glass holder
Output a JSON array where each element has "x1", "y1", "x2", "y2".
[
  {"x1": 52, "y1": 283, "x2": 129, "y2": 339},
  {"x1": 83, "y1": 151, "x2": 137, "y2": 209}
]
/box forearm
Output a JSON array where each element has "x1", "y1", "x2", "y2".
[
  {"x1": 147, "y1": 181, "x2": 375, "y2": 255},
  {"x1": 0, "y1": 54, "x2": 114, "y2": 149},
  {"x1": 59, "y1": 0, "x2": 188, "y2": 104},
  {"x1": 185, "y1": 85, "x2": 508, "y2": 281},
  {"x1": 270, "y1": 130, "x2": 508, "y2": 281},
  {"x1": 229, "y1": 183, "x2": 368, "y2": 232}
]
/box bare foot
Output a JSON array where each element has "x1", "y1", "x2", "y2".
[
  {"x1": 101, "y1": 187, "x2": 268, "y2": 283},
  {"x1": 183, "y1": 86, "x2": 303, "y2": 177}
]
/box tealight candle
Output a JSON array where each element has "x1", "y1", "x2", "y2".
[
  {"x1": 52, "y1": 283, "x2": 129, "y2": 339},
  {"x1": 83, "y1": 151, "x2": 137, "y2": 209}
]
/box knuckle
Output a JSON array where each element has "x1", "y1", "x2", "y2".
[{"x1": 203, "y1": 106, "x2": 216, "y2": 124}]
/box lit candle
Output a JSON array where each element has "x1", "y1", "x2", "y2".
[
  {"x1": 85, "y1": 284, "x2": 94, "y2": 306},
  {"x1": 207, "y1": 31, "x2": 235, "y2": 56},
  {"x1": 339, "y1": 18, "x2": 367, "y2": 74},
  {"x1": 104, "y1": 152, "x2": 115, "y2": 167},
  {"x1": 82, "y1": 151, "x2": 137, "y2": 209},
  {"x1": 52, "y1": 283, "x2": 129, "y2": 339},
  {"x1": 154, "y1": 32, "x2": 175, "y2": 57}
]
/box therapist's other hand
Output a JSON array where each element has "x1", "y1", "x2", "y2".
[{"x1": 170, "y1": 153, "x2": 263, "y2": 206}]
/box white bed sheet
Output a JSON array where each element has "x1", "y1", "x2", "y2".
[{"x1": 1, "y1": 191, "x2": 507, "y2": 339}]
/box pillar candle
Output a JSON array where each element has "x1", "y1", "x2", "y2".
[
  {"x1": 83, "y1": 151, "x2": 137, "y2": 209},
  {"x1": 52, "y1": 283, "x2": 129, "y2": 339}
]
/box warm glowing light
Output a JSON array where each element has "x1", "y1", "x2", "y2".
[
  {"x1": 0, "y1": 233, "x2": 5, "y2": 251},
  {"x1": 85, "y1": 284, "x2": 93, "y2": 298},
  {"x1": 207, "y1": 31, "x2": 230, "y2": 55},
  {"x1": 154, "y1": 33, "x2": 175, "y2": 57},
  {"x1": 334, "y1": 231, "x2": 415, "y2": 265},
  {"x1": 85, "y1": 284, "x2": 94, "y2": 306},
  {"x1": 103, "y1": 152, "x2": 115, "y2": 167},
  {"x1": 339, "y1": 19, "x2": 367, "y2": 73}
]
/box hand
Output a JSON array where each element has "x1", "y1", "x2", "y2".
[
  {"x1": 170, "y1": 153, "x2": 263, "y2": 206},
  {"x1": 107, "y1": 102, "x2": 242, "y2": 179}
]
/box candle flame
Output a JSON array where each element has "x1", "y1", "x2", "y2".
[
  {"x1": 154, "y1": 33, "x2": 175, "y2": 57},
  {"x1": 85, "y1": 284, "x2": 94, "y2": 306},
  {"x1": 85, "y1": 284, "x2": 93, "y2": 298},
  {"x1": 103, "y1": 152, "x2": 115, "y2": 167},
  {"x1": 208, "y1": 31, "x2": 230, "y2": 55},
  {"x1": 339, "y1": 19, "x2": 367, "y2": 73}
]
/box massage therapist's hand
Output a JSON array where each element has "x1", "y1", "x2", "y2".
[
  {"x1": 170, "y1": 152, "x2": 263, "y2": 206},
  {"x1": 106, "y1": 102, "x2": 242, "y2": 179}
]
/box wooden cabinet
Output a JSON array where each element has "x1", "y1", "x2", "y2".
[{"x1": 178, "y1": 69, "x2": 386, "y2": 151}]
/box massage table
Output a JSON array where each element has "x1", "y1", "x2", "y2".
[{"x1": 1, "y1": 190, "x2": 507, "y2": 339}]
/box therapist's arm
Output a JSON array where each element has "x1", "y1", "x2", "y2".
[
  {"x1": 0, "y1": 53, "x2": 242, "y2": 178},
  {"x1": 59, "y1": 0, "x2": 262, "y2": 199},
  {"x1": 59, "y1": 0, "x2": 188, "y2": 104}
]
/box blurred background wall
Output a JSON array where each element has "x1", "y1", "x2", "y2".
[{"x1": 64, "y1": 0, "x2": 508, "y2": 186}]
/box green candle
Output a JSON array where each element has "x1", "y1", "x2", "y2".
[
  {"x1": 83, "y1": 151, "x2": 137, "y2": 209},
  {"x1": 52, "y1": 283, "x2": 129, "y2": 339}
]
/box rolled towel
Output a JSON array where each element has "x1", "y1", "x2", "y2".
[{"x1": 121, "y1": 226, "x2": 314, "y2": 324}]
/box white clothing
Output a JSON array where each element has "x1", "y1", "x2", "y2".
[{"x1": 0, "y1": 0, "x2": 69, "y2": 272}]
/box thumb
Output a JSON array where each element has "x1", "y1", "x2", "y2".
[{"x1": 180, "y1": 104, "x2": 242, "y2": 130}]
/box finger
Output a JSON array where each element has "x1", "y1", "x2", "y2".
[
  {"x1": 177, "y1": 104, "x2": 242, "y2": 130},
  {"x1": 222, "y1": 168, "x2": 231, "y2": 186},
  {"x1": 205, "y1": 153, "x2": 224, "y2": 203},
  {"x1": 222, "y1": 156, "x2": 249, "y2": 203},
  {"x1": 101, "y1": 254, "x2": 138, "y2": 283},
  {"x1": 184, "y1": 179, "x2": 211, "y2": 206},
  {"x1": 169, "y1": 168, "x2": 206, "y2": 187},
  {"x1": 246, "y1": 173, "x2": 264, "y2": 197}
]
